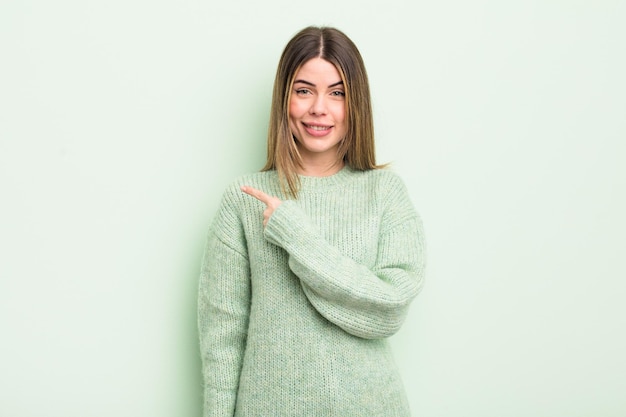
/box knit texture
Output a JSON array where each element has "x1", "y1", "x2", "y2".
[{"x1": 198, "y1": 166, "x2": 426, "y2": 417}]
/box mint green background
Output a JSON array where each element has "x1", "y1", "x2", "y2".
[{"x1": 1, "y1": 1, "x2": 625, "y2": 416}]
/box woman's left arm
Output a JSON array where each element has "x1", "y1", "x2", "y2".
[
  {"x1": 263, "y1": 197, "x2": 425, "y2": 339},
  {"x1": 242, "y1": 177, "x2": 426, "y2": 340}
]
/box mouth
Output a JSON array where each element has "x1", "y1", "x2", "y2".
[{"x1": 303, "y1": 123, "x2": 333, "y2": 131}]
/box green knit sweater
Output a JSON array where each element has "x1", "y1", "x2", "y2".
[{"x1": 198, "y1": 166, "x2": 426, "y2": 417}]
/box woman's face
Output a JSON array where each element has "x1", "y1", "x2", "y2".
[{"x1": 289, "y1": 58, "x2": 347, "y2": 165}]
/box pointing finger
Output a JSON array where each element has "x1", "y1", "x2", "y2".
[{"x1": 241, "y1": 186, "x2": 272, "y2": 204}]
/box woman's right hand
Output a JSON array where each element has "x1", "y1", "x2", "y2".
[{"x1": 241, "y1": 186, "x2": 283, "y2": 227}]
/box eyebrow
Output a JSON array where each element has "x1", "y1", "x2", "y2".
[{"x1": 294, "y1": 79, "x2": 344, "y2": 88}]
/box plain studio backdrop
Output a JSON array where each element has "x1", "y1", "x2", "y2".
[{"x1": 1, "y1": 0, "x2": 624, "y2": 416}]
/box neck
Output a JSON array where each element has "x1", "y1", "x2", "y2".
[{"x1": 298, "y1": 158, "x2": 345, "y2": 177}]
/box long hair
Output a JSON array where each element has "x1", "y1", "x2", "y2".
[{"x1": 262, "y1": 26, "x2": 383, "y2": 198}]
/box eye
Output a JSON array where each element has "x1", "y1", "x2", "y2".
[
  {"x1": 295, "y1": 88, "x2": 312, "y2": 95},
  {"x1": 330, "y1": 90, "x2": 345, "y2": 97}
]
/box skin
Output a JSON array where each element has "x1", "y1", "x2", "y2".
[
  {"x1": 240, "y1": 186, "x2": 282, "y2": 227},
  {"x1": 242, "y1": 58, "x2": 348, "y2": 224},
  {"x1": 288, "y1": 57, "x2": 347, "y2": 175}
]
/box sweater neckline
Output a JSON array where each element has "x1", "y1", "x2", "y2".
[{"x1": 297, "y1": 165, "x2": 356, "y2": 192}]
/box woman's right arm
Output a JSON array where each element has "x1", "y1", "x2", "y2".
[{"x1": 198, "y1": 190, "x2": 251, "y2": 417}]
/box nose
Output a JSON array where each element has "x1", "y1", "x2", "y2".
[{"x1": 309, "y1": 95, "x2": 327, "y2": 115}]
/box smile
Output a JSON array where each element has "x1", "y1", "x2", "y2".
[{"x1": 304, "y1": 123, "x2": 332, "y2": 131}]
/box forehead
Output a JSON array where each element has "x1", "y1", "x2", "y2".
[{"x1": 294, "y1": 58, "x2": 342, "y2": 83}]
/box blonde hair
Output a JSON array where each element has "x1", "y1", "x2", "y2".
[{"x1": 262, "y1": 26, "x2": 383, "y2": 198}]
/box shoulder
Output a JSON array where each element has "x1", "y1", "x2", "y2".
[
  {"x1": 212, "y1": 170, "x2": 278, "y2": 220},
  {"x1": 210, "y1": 171, "x2": 278, "y2": 242},
  {"x1": 220, "y1": 170, "x2": 281, "y2": 205},
  {"x1": 353, "y1": 167, "x2": 410, "y2": 197},
  {"x1": 368, "y1": 167, "x2": 406, "y2": 185},
  {"x1": 359, "y1": 168, "x2": 418, "y2": 228}
]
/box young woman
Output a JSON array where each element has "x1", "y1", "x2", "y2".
[{"x1": 198, "y1": 26, "x2": 426, "y2": 417}]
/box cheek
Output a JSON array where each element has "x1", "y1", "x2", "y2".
[
  {"x1": 288, "y1": 103, "x2": 300, "y2": 136},
  {"x1": 289, "y1": 99, "x2": 306, "y2": 119},
  {"x1": 334, "y1": 102, "x2": 346, "y2": 124},
  {"x1": 335, "y1": 104, "x2": 347, "y2": 137},
  {"x1": 288, "y1": 101, "x2": 295, "y2": 119},
  {"x1": 288, "y1": 106, "x2": 299, "y2": 130}
]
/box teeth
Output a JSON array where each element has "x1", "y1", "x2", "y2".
[{"x1": 307, "y1": 124, "x2": 330, "y2": 131}]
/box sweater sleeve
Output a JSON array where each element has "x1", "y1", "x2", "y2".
[
  {"x1": 198, "y1": 190, "x2": 251, "y2": 417},
  {"x1": 263, "y1": 177, "x2": 426, "y2": 339}
]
